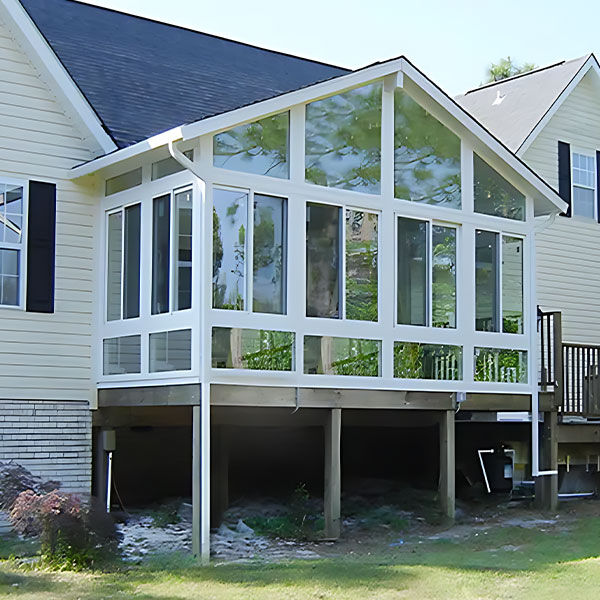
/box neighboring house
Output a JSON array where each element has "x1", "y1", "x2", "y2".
[
  {"x1": 458, "y1": 54, "x2": 600, "y2": 490},
  {"x1": 0, "y1": 0, "x2": 566, "y2": 560}
]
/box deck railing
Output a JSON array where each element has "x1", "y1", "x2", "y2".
[{"x1": 538, "y1": 308, "x2": 600, "y2": 417}]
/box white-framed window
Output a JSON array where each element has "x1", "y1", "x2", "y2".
[
  {"x1": 151, "y1": 186, "x2": 193, "y2": 315},
  {"x1": 305, "y1": 201, "x2": 380, "y2": 322},
  {"x1": 0, "y1": 181, "x2": 26, "y2": 308},
  {"x1": 571, "y1": 151, "x2": 596, "y2": 219},
  {"x1": 475, "y1": 230, "x2": 524, "y2": 334},
  {"x1": 212, "y1": 186, "x2": 287, "y2": 314},
  {"x1": 396, "y1": 215, "x2": 457, "y2": 328},
  {"x1": 106, "y1": 202, "x2": 141, "y2": 321}
]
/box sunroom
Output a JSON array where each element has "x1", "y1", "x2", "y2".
[{"x1": 77, "y1": 57, "x2": 565, "y2": 560}]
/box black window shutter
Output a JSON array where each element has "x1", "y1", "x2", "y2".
[
  {"x1": 596, "y1": 151, "x2": 600, "y2": 223},
  {"x1": 26, "y1": 181, "x2": 56, "y2": 313},
  {"x1": 558, "y1": 141, "x2": 571, "y2": 217}
]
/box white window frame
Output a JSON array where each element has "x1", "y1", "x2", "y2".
[
  {"x1": 474, "y1": 227, "x2": 525, "y2": 335},
  {"x1": 212, "y1": 184, "x2": 289, "y2": 316},
  {"x1": 571, "y1": 148, "x2": 597, "y2": 219},
  {"x1": 0, "y1": 178, "x2": 28, "y2": 310},
  {"x1": 150, "y1": 184, "x2": 194, "y2": 316},
  {"x1": 394, "y1": 213, "x2": 459, "y2": 330},
  {"x1": 105, "y1": 200, "x2": 141, "y2": 323}
]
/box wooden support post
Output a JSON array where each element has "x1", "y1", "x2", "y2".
[
  {"x1": 192, "y1": 405, "x2": 201, "y2": 558},
  {"x1": 210, "y1": 426, "x2": 229, "y2": 527},
  {"x1": 535, "y1": 411, "x2": 558, "y2": 511},
  {"x1": 94, "y1": 427, "x2": 108, "y2": 508},
  {"x1": 324, "y1": 408, "x2": 342, "y2": 539},
  {"x1": 439, "y1": 409, "x2": 455, "y2": 521},
  {"x1": 553, "y1": 312, "x2": 564, "y2": 409}
]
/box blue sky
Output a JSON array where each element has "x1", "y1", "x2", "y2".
[{"x1": 82, "y1": 0, "x2": 597, "y2": 96}]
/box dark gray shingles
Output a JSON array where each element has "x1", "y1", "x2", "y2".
[{"x1": 21, "y1": 0, "x2": 349, "y2": 148}]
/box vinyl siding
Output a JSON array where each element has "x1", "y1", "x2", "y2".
[
  {"x1": 523, "y1": 70, "x2": 600, "y2": 345},
  {"x1": 0, "y1": 15, "x2": 98, "y2": 402}
]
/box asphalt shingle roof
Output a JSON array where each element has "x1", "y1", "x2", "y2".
[
  {"x1": 20, "y1": 0, "x2": 349, "y2": 149},
  {"x1": 456, "y1": 55, "x2": 591, "y2": 152}
]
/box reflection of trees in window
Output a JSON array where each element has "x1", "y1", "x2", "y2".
[
  {"x1": 394, "y1": 90, "x2": 461, "y2": 208},
  {"x1": 304, "y1": 336, "x2": 380, "y2": 377},
  {"x1": 474, "y1": 348, "x2": 527, "y2": 383},
  {"x1": 253, "y1": 195, "x2": 286, "y2": 314},
  {"x1": 212, "y1": 189, "x2": 247, "y2": 310},
  {"x1": 306, "y1": 203, "x2": 340, "y2": 318},
  {"x1": 394, "y1": 342, "x2": 462, "y2": 380},
  {"x1": 211, "y1": 327, "x2": 293, "y2": 371},
  {"x1": 432, "y1": 226, "x2": 456, "y2": 328},
  {"x1": 213, "y1": 112, "x2": 289, "y2": 178},
  {"x1": 305, "y1": 83, "x2": 382, "y2": 193},
  {"x1": 474, "y1": 154, "x2": 525, "y2": 221},
  {"x1": 345, "y1": 210, "x2": 378, "y2": 321}
]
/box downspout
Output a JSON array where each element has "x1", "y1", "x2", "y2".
[
  {"x1": 531, "y1": 211, "x2": 558, "y2": 477},
  {"x1": 168, "y1": 139, "x2": 211, "y2": 563}
]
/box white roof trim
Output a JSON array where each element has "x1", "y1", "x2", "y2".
[
  {"x1": 517, "y1": 54, "x2": 599, "y2": 156},
  {"x1": 68, "y1": 54, "x2": 566, "y2": 215},
  {"x1": 0, "y1": 0, "x2": 117, "y2": 155}
]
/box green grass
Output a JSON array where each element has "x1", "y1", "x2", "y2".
[{"x1": 2, "y1": 517, "x2": 600, "y2": 599}]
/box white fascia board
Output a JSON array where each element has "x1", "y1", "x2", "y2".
[
  {"x1": 517, "y1": 55, "x2": 599, "y2": 156},
  {"x1": 69, "y1": 60, "x2": 404, "y2": 178},
  {"x1": 0, "y1": 0, "x2": 117, "y2": 155},
  {"x1": 398, "y1": 58, "x2": 567, "y2": 216}
]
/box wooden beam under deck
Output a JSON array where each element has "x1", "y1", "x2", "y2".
[{"x1": 210, "y1": 385, "x2": 455, "y2": 410}]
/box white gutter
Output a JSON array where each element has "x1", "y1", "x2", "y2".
[
  {"x1": 168, "y1": 140, "x2": 211, "y2": 564},
  {"x1": 531, "y1": 212, "x2": 558, "y2": 477}
]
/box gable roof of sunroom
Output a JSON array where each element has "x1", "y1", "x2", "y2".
[
  {"x1": 456, "y1": 54, "x2": 599, "y2": 154},
  {"x1": 68, "y1": 54, "x2": 567, "y2": 218}
]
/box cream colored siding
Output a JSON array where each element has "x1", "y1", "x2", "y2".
[
  {"x1": 0, "y1": 15, "x2": 97, "y2": 401},
  {"x1": 523, "y1": 70, "x2": 600, "y2": 345}
]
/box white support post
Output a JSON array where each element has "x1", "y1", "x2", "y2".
[{"x1": 324, "y1": 408, "x2": 342, "y2": 539}]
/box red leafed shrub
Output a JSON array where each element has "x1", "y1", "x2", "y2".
[{"x1": 9, "y1": 489, "x2": 119, "y2": 568}]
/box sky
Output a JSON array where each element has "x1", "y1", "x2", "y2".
[{"x1": 80, "y1": 0, "x2": 599, "y2": 96}]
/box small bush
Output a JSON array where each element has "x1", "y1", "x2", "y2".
[
  {"x1": 9, "y1": 489, "x2": 119, "y2": 570},
  {"x1": 0, "y1": 460, "x2": 59, "y2": 510}
]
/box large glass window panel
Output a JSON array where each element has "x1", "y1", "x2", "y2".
[
  {"x1": 105, "y1": 168, "x2": 142, "y2": 196},
  {"x1": 149, "y1": 329, "x2": 192, "y2": 372},
  {"x1": 475, "y1": 229, "x2": 499, "y2": 332},
  {"x1": 397, "y1": 217, "x2": 427, "y2": 326},
  {"x1": 123, "y1": 204, "x2": 140, "y2": 319},
  {"x1": 432, "y1": 225, "x2": 456, "y2": 328},
  {"x1": 0, "y1": 248, "x2": 18, "y2": 306},
  {"x1": 394, "y1": 90, "x2": 461, "y2": 208},
  {"x1": 306, "y1": 203, "x2": 341, "y2": 318},
  {"x1": 474, "y1": 347, "x2": 527, "y2": 384},
  {"x1": 253, "y1": 194, "x2": 286, "y2": 314},
  {"x1": 305, "y1": 83, "x2": 382, "y2": 194},
  {"x1": 345, "y1": 210, "x2": 378, "y2": 321},
  {"x1": 213, "y1": 112, "x2": 289, "y2": 178},
  {"x1": 304, "y1": 335, "x2": 381, "y2": 377},
  {"x1": 502, "y1": 236, "x2": 523, "y2": 334},
  {"x1": 474, "y1": 154, "x2": 525, "y2": 221},
  {"x1": 394, "y1": 342, "x2": 462, "y2": 380},
  {"x1": 106, "y1": 211, "x2": 122, "y2": 321},
  {"x1": 103, "y1": 335, "x2": 141, "y2": 375},
  {"x1": 211, "y1": 327, "x2": 294, "y2": 371},
  {"x1": 152, "y1": 195, "x2": 171, "y2": 314},
  {"x1": 212, "y1": 188, "x2": 247, "y2": 310},
  {"x1": 174, "y1": 189, "x2": 193, "y2": 311}
]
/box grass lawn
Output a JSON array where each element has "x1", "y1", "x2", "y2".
[{"x1": 2, "y1": 513, "x2": 600, "y2": 599}]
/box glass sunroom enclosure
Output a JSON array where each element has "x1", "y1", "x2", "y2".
[{"x1": 97, "y1": 71, "x2": 538, "y2": 394}]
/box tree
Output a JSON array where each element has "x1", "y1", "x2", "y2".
[{"x1": 487, "y1": 57, "x2": 536, "y2": 82}]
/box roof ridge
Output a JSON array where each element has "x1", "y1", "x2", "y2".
[
  {"x1": 62, "y1": 0, "x2": 350, "y2": 72},
  {"x1": 462, "y1": 55, "x2": 591, "y2": 95}
]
